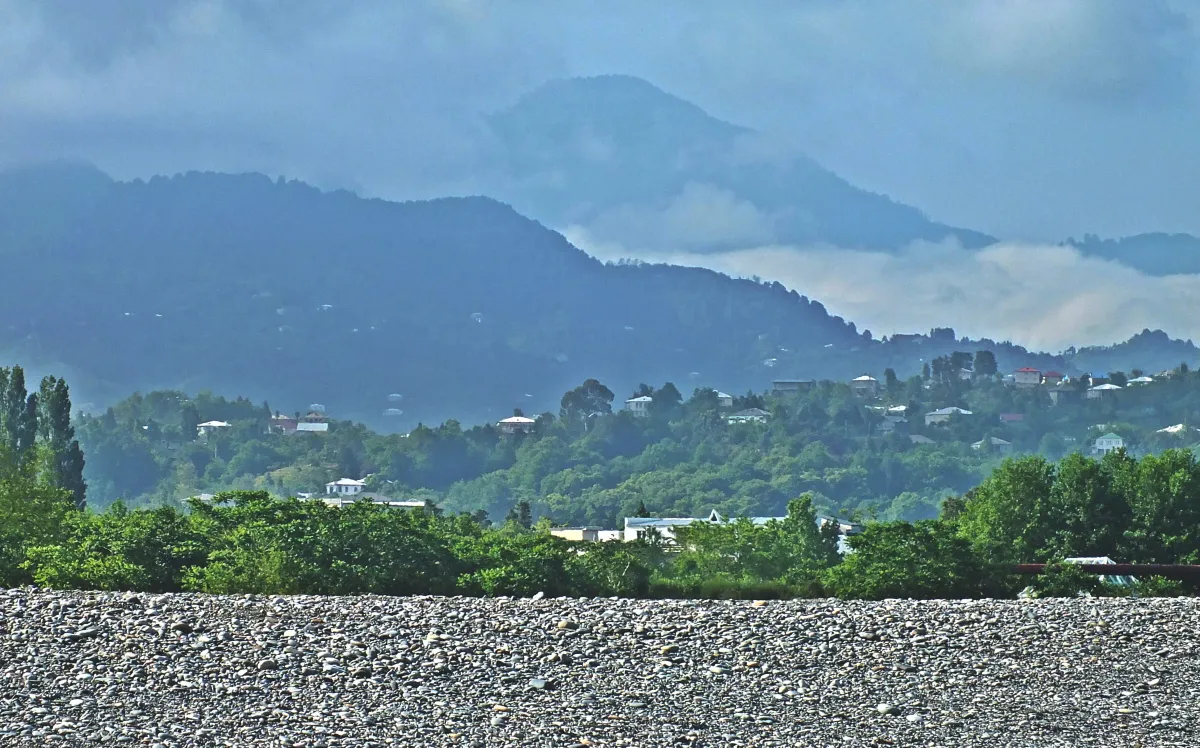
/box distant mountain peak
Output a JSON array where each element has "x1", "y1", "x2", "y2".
[
  {"x1": 498, "y1": 74, "x2": 740, "y2": 135},
  {"x1": 487, "y1": 75, "x2": 994, "y2": 252}
]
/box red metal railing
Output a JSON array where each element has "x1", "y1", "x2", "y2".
[{"x1": 1013, "y1": 563, "x2": 1200, "y2": 580}]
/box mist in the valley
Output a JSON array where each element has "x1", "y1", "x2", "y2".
[{"x1": 568, "y1": 225, "x2": 1200, "y2": 352}]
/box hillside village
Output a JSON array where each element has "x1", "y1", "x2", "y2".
[{"x1": 142, "y1": 352, "x2": 1200, "y2": 537}]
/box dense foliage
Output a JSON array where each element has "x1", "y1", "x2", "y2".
[
  {"x1": 4, "y1": 367, "x2": 1200, "y2": 601},
  {"x1": 77, "y1": 362, "x2": 1200, "y2": 528}
]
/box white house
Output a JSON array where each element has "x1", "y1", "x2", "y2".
[
  {"x1": 727, "y1": 407, "x2": 771, "y2": 425},
  {"x1": 1157, "y1": 424, "x2": 1198, "y2": 436},
  {"x1": 715, "y1": 391, "x2": 734, "y2": 408},
  {"x1": 1013, "y1": 368, "x2": 1042, "y2": 388},
  {"x1": 296, "y1": 411, "x2": 330, "y2": 433},
  {"x1": 549, "y1": 527, "x2": 624, "y2": 542},
  {"x1": 851, "y1": 375, "x2": 879, "y2": 397},
  {"x1": 1128, "y1": 376, "x2": 1155, "y2": 386},
  {"x1": 325, "y1": 478, "x2": 366, "y2": 496},
  {"x1": 625, "y1": 395, "x2": 653, "y2": 417},
  {"x1": 196, "y1": 420, "x2": 230, "y2": 437},
  {"x1": 908, "y1": 434, "x2": 936, "y2": 445},
  {"x1": 925, "y1": 407, "x2": 973, "y2": 426},
  {"x1": 972, "y1": 436, "x2": 1013, "y2": 455},
  {"x1": 623, "y1": 516, "x2": 703, "y2": 543},
  {"x1": 1092, "y1": 433, "x2": 1125, "y2": 455},
  {"x1": 1087, "y1": 383, "x2": 1123, "y2": 400},
  {"x1": 497, "y1": 416, "x2": 536, "y2": 434}
]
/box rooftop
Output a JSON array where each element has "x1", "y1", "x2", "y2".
[{"x1": 928, "y1": 406, "x2": 972, "y2": 416}]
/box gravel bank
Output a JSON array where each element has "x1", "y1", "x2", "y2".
[{"x1": 1, "y1": 589, "x2": 1198, "y2": 746}]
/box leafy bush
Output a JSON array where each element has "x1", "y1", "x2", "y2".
[
  {"x1": 823, "y1": 521, "x2": 1015, "y2": 599},
  {"x1": 1024, "y1": 562, "x2": 1103, "y2": 598}
]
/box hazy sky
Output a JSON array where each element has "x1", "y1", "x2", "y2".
[{"x1": 3, "y1": 0, "x2": 1199, "y2": 241}]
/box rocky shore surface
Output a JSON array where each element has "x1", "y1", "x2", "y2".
[{"x1": 2, "y1": 589, "x2": 1198, "y2": 746}]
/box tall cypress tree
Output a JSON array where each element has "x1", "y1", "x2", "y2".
[
  {"x1": 60, "y1": 441, "x2": 87, "y2": 510},
  {"x1": 37, "y1": 376, "x2": 86, "y2": 508},
  {"x1": 17, "y1": 392, "x2": 37, "y2": 464},
  {"x1": 1, "y1": 366, "x2": 28, "y2": 457}
]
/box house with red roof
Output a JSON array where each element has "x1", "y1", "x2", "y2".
[{"x1": 1043, "y1": 371, "x2": 1065, "y2": 386}]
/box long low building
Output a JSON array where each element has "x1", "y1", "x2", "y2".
[
  {"x1": 623, "y1": 509, "x2": 861, "y2": 553},
  {"x1": 549, "y1": 527, "x2": 623, "y2": 542},
  {"x1": 319, "y1": 494, "x2": 426, "y2": 509}
]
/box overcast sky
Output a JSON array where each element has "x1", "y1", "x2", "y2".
[{"x1": 3, "y1": 0, "x2": 1199, "y2": 242}]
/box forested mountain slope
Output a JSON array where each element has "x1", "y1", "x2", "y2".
[
  {"x1": 1066, "y1": 233, "x2": 1200, "y2": 276},
  {"x1": 0, "y1": 164, "x2": 872, "y2": 428},
  {"x1": 1, "y1": 164, "x2": 1195, "y2": 429}
]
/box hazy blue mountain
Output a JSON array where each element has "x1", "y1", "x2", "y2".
[
  {"x1": 1, "y1": 164, "x2": 1193, "y2": 429},
  {"x1": 1066, "y1": 233, "x2": 1200, "y2": 276},
  {"x1": 485, "y1": 76, "x2": 995, "y2": 253},
  {"x1": 0, "y1": 164, "x2": 884, "y2": 429},
  {"x1": 1068, "y1": 329, "x2": 1200, "y2": 376}
]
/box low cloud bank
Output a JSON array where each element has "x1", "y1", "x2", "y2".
[{"x1": 566, "y1": 226, "x2": 1200, "y2": 351}]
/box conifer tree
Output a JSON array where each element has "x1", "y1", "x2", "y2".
[
  {"x1": 37, "y1": 375, "x2": 86, "y2": 508},
  {"x1": 0, "y1": 366, "x2": 26, "y2": 456}
]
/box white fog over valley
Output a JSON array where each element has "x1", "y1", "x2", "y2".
[{"x1": 569, "y1": 228, "x2": 1200, "y2": 351}]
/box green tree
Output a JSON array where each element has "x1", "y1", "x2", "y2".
[
  {"x1": 37, "y1": 376, "x2": 86, "y2": 507},
  {"x1": 179, "y1": 402, "x2": 201, "y2": 441},
  {"x1": 883, "y1": 368, "x2": 900, "y2": 396},
  {"x1": 824, "y1": 521, "x2": 1011, "y2": 599},
  {"x1": 955, "y1": 455, "x2": 1056, "y2": 564},
  {"x1": 560, "y1": 379, "x2": 615, "y2": 423},
  {"x1": 1043, "y1": 452, "x2": 1131, "y2": 560},
  {"x1": 0, "y1": 366, "x2": 33, "y2": 460},
  {"x1": 652, "y1": 383, "x2": 683, "y2": 417},
  {"x1": 973, "y1": 350, "x2": 998, "y2": 378},
  {"x1": 517, "y1": 499, "x2": 533, "y2": 529},
  {"x1": 1123, "y1": 449, "x2": 1200, "y2": 563},
  {"x1": 0, "y1": 446, "x2": 74, "y2": 586}
]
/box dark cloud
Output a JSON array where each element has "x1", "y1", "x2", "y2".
[{"x1": 1, "y1": 0, "x2": 1198, "y2": 237}]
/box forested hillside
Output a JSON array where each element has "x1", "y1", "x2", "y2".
[
  {"x1": 4, "y1": 363, "x2": 1200, "y2": 602},
  {"x1": 1067, "y1": 233, "x2": 1200, "y2": 276},
  {"x1": 2, "y1": 164, "x2": 1196, "y2": 431},
  {"x1": 75, "y1": 357, "x2": 1200, "y2": 527},
  {"x1": 0, "y1": 163, "x2": 868, "y2": 428}
]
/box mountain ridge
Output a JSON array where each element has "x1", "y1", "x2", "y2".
[
  {"x1": 2, "y1": 164, "x2": 1198, "y2": 429},
  {"x1": 483, "y1": 75, "x2": 997, "y2": 253}
]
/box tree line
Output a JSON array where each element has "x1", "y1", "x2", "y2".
[
  {"x1": 75, "y1": 360, "x2": 1200, "y2": 531},
  {"x1": 0, "y1": 366, "x2": 85, "y2": 507}
]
